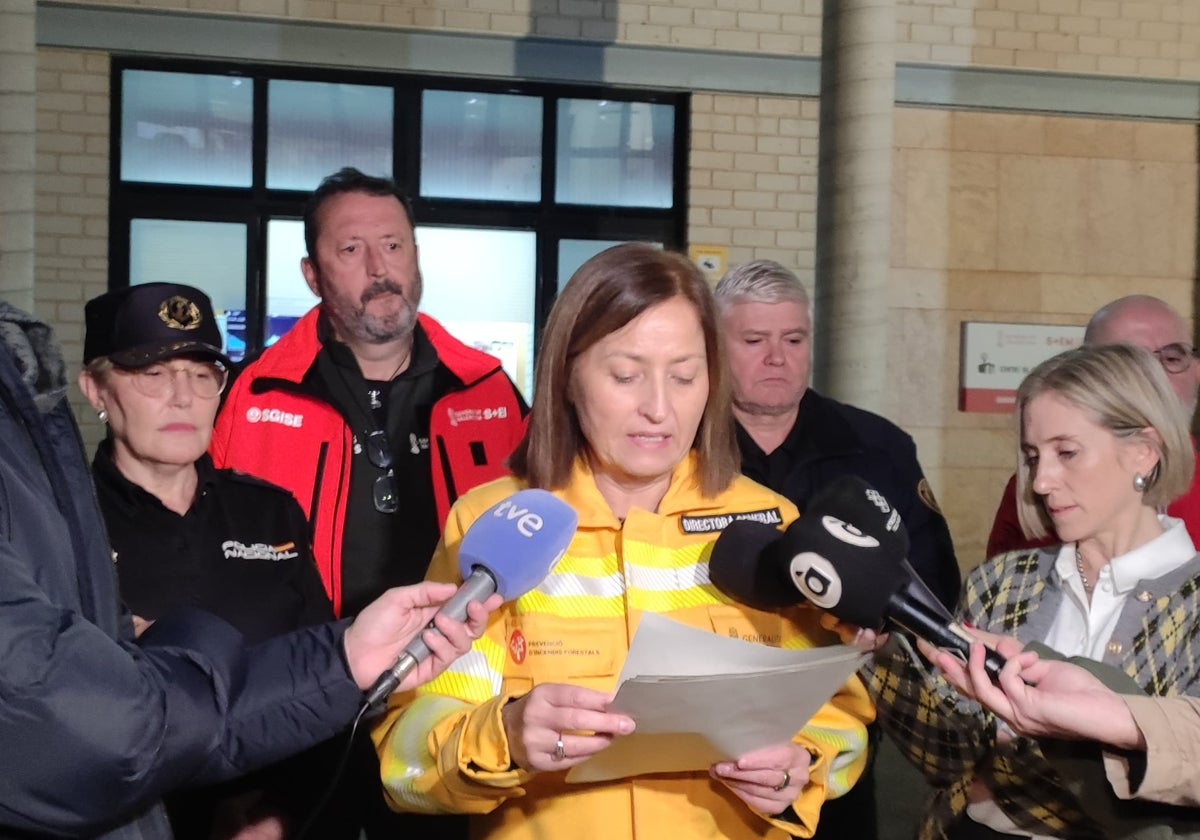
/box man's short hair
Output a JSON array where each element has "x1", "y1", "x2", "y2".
[
  {"x1": 303, "y1": 167, "x2": 415, "y2": 258},
  {"x1": 713, "y1": 259, "x2": 810, "y2": 312},
  {"x1": 1014, "y1": 343, "x2": 1194, "y2": 540}
]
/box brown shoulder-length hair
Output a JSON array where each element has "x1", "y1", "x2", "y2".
[{"x1": 509, "y1": 243, "x2": 740, "y2": 497}]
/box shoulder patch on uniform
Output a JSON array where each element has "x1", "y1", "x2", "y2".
[
  {"x1": 917, "y1": 478, "x2": 942, "y2": 515},
  {"x1": 680, "y1": 507, "x2": 783, "y2": 534}
]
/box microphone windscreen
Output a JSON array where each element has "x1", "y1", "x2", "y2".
[
  {"x1": 802, "y1": 475, "x2": 910, "y2": 558},
  {"x1": 709, "y1": 519, "x2": 800, "y2": 610},
  {"x1": 458, "y1": 488, "x2": 579, "y2": 600},
  {"x1": 781, "y1": 476, "x2": 910, "y2": 629}
]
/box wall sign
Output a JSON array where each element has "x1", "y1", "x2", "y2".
[
  {"x1": 960, "y1": 321, "x2": 1085, "y2": 413},
  {"x1": 689, "y1": 244, "x2": 728, "y2": 285}
]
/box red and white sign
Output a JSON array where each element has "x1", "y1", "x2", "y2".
[{"x1": 959, "y1": 321, "x2": 1085, "y2": 413}]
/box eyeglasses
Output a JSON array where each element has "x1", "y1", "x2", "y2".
[
  {"x1": 122, "y1": 362, "x2": 228, "y2": 399},
  {"x1": 1151, "y1": 342, "x2": 1198, "y2": 374},
  {"x1": 364, "y1": 430, "x2": 398, "y2": 514}
]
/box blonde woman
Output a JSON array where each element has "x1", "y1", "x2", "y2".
[{"x1": 866, "y1": 343, "x2": 1200, "y2": 839}]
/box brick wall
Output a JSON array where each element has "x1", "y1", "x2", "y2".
[
  {"x1": 36, "y1": 48, "x2": 110, "y2": 440},
  {"x1": 0, "y1": 0, "x2": 37, "y2": 311},
  {"x1": 898, "y1": 0, "x2": 1200, "y2": 78},
  {"x1": 889, "y1": 107, "x2": 1199, "y2": 568},
  {"x1": 62, "y1": 0, "x2": 1200, "y2": 80},
  {"x1": 689, "y1": 94, "x2": 820, "y2": 278}
]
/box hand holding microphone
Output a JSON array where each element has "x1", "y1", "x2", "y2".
[
  {"x1": 362, "y1": 489, "x2": 579, "y2": 707},
  {"x1": 344, "y1": 582, "x2": 499, "y2": 695}
]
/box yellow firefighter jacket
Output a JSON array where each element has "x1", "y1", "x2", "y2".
[{"x1": 374, "y1": 455, "x2": 874, "y2": 839}]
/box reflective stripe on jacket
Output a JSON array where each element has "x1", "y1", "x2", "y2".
[{"x1": 374, "y1": 455, "x2": 874, "y2": 840}]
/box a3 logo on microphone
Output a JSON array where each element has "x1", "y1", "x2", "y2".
[
  {"x1": 783, "y1": 479, "x2": 912, "y2": 617},
  {"x1": 820, "y1": 515, "x2": 881, "y2": 548},
  {"x1": 789, "y1": 550, "x2": 843, "y2": 610}
]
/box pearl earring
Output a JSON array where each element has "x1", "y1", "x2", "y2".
[
  {"x1": 97, "y1": 409, "x2": 108, "y2": 424},
  {"x1": 1133, "y1": 473, "x2": 1148, "y2": 492}
]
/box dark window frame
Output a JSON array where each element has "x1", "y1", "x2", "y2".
[{"x1": 109, "y1": 55, "x2": 690, "y2": 363}]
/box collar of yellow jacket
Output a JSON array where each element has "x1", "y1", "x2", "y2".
[{"x1": 557, "y1": 451, "x2": 734, "y2": 529}]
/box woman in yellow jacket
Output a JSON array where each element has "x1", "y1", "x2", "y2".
[{"x1": 373, "y1": 244, "x2": 874, "y2": 839}]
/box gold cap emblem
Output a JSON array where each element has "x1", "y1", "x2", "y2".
[{"x1": 159, "y1": 296, "x2": 202, "y2": 331}]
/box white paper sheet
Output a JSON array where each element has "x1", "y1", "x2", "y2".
[{"x1": 566, "y1": 613, "x2": 867, "y2": 783}]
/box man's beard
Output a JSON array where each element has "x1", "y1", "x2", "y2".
[
  {"x1": 324, "y1": 273, "x2": 422, "y2": 344},
  {"x1": 358, "y1": 278, "x2": 419, "y2": 343}
]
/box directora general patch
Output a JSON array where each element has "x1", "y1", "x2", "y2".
[{"x1": 679, "y1": 508, "x2": 783, "y2": 534}]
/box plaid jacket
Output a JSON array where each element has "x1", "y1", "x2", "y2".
[{"x1": 866, "y1": 546, "x2": 1200, "y2": 839}]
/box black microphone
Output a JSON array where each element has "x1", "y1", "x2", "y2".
[
  {"x1": 709, "y1": 476, "x2": 1004, "y2": 679},
  {"x1": 784, "y1": 476, "x2": 1004, "y2": 679},
  {"x1": 708, "y1": 519, "x2": 801, "y2": 611}
]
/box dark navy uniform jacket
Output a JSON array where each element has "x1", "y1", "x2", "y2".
[
  {"x1": 0, "y1": 304, "x2": 362, "y2": 840},
  {"x1": 737, "y1": 388, "x2": 962, "y2": 840},
  {"x1": 94, "y1": 445, "x2": 334, "y2": 643},
  {"x1": 93, "y1": 444, "x2": 339, "y2": 839},
  {"x1": 737, "y1": 388, "x2": 962, "y2": 611}
]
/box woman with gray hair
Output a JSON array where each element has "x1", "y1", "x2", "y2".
[{"x1": 862, "y1": 342, "x2": 1200, "y2": 839}]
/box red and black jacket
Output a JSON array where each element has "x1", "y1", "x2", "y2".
[{"x1": 211, "y1": 308, "x2": 527, "y2": 615}]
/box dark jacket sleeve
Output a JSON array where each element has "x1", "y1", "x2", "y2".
[
  {"x1": 0, "y1": 543, "x2": 361, "y2": 836},
  {"x1": 889, "y1": 435, "x2": 962, "y2": 610}
]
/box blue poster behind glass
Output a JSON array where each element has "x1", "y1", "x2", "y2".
[
  {"x1": 222, "y1": 310, "x2": 246, "y2": 362},
  {"x1": 267, "y1": 314, "x2": 300, "y2": 347},
  {"x1": 221, "y1": 311, "x2": 301, "y2": 363}
]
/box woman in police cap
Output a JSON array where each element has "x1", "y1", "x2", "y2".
[{"x1": 80, "y1": 282, "x2": 343, "y2": 840}]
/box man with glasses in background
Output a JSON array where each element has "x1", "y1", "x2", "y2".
[
  {"x1": 211, "y1": 167, "x2": 526, "y2": 838},
  {"x1": 987, "y1": 293, "x2": 1200, "y2": 556}
]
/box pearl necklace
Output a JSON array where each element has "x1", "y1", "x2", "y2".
[{"x1": 1075, "y1": 546, "x2": 1093, "y2": 593}]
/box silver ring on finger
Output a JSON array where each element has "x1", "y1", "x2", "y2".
[
  {"x1": 772, "y1": 768, "x2": 791, "y2": 792},
  {"x1": 552, "y1": 735, "x2": 566, "y2": 762}
]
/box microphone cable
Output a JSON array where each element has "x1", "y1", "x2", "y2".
[{"x1": 292, "y1": 699, "x2": 374, "y2": 840}]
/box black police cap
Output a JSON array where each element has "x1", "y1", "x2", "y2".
[{"x1": 83, "y1": 283, "x2": 230, "y2": 368}]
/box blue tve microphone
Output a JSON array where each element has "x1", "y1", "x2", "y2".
[{"x1": 364, "y1": 488, "x2": 578, "y2": 707}]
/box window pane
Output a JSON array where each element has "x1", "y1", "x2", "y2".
[
  {"x1": 558, "y1": 238, "x2": 663, "y2": 292},
  {"x1": 265, "y1": 218, "x2": 318, "y2": 349},
  {"x1": 421, "y1": 91, "x2": 542, "y2": 202},
  {"x1": 267, "y1": 80, "x2": 394, "y2": 192},
  {"x1": 121, "y1": 70, "x2": 253, "y2": 187},
  {"x1": 416, "y1": 226, "x2": 536, "y2": 401},
  {"x1": 129, "y1": 219, "x2": 246, "y2": 359},
  {"x1": 556, "y1": 99, "x2": 674, "y2": 208}
]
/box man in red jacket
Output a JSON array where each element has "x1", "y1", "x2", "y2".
[
  {"x1": 987, "y1": 294, "x2": 1200, "y2": 558},
  {"x1": 211, "y1": 167, "x2": 526, "y2": 839},
  {"x1": 213, "y1": 168, "x2": 527, "y2": 618}
]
